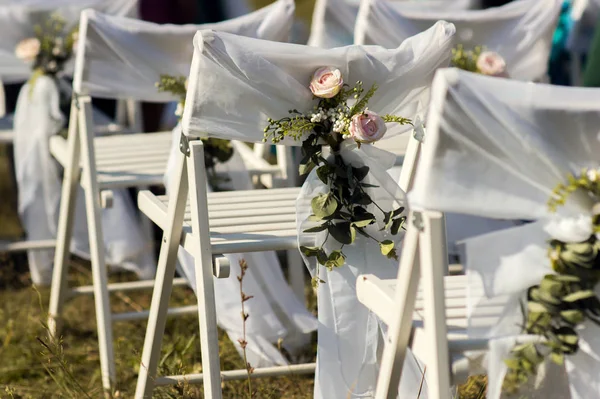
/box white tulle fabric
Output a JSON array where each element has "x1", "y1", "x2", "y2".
[
  {"x1": 355, "y1": 0, "x2": 563, "y2": 82},
  {"x1": 410, "y1": 69, "x2": 600, "y2": 399},
  {"x1": 0, "y1": 0, "x2": 137, "y2": 83},
  {"x1": 7, "y1": 1, "x2": 149, "y2": 285},
  {"x1": 182, "y1": 23, "x2": 456, "y2": 398},
  {"x1": 307, "y1": 0, "x2": 475, "y2": 49},
  {"x1": 76, "y1": 0, "x2": 294, "y2": 99}
]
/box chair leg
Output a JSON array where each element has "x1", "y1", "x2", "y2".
[
  {"x1": 375, "y1": 211, "x2": 422, "y2": 399},
  {"x1": 187, "y1": 140, "x2": 223, "y2": 399},
  {"x1": 135, "y1": 148, "x2": 190, "y2": 399},
  {"x1": 419, "y1": 211, "x2": 451, "y2": 399},
  {"x1": 48, "y1": 100, "x2": 82, "y2": 338},
  {"x1": 78, "y1": 98, "x2": 116, "y2": 393}
]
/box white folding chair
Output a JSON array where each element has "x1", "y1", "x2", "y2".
[
  {"x1": 0, "y1": 0, "x2": 138, "y2": 260},
  {"x1": 307, "y1": 0, "x2": 475, "y2": 49},
  {"x1": 357, "y1": 68, "x2": 600, "y2": 399},
  {"x1": 355, "y1": 0, "x2": 563, "y2": 83},
  {"x1": 46, "y1": 1, "x2": 297, "y2": 392},
  {"x1": 134, "y1": 21, "x2": 457, "y2": 398}
]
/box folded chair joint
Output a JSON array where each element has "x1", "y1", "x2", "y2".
[{"x1": 179, "y1": 132, "x2": 201, "y2": 157}]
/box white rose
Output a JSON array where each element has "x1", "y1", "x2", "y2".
[
  {"x1": 309, "y1": 66, "x2": 343, "y2": 99},
  {"x1": 15, "y1": 38, "x2": 40, "y2": 62},
  {"x1": 175, "y1": 102, "x2": 184, "y2": 117},
  {"x1": 544, "y1": 214, "x2": 593, "y2": 243},
  {"x1": 476, "y1": 51, "x2": 508, "y2": 78},
  {"x1": 349, "y1": 110, "x2": 387, "y2": 143}
]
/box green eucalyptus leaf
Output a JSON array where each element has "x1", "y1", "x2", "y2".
[
  {"x1": 391, "y1": 217, "x2": 405, "y2": 235},
  {"x1": 550, "y1": 351, "x2": 564, "y2": 365},
  {"x1": 352, "y1": 166, "x2": 370, "y2": 181},
  {"x1": 316, "y1": 165, "x2": 332, "y2": 184},
  {"x1": 380, "y1": 240, "x2": 395, "y2": 257},
  {"x1": 562, "y1": 290, "x2": 596, "y2": 303},
  {"x1": 300, "y1": 246, "x2": 320, "y2": 257},
  {"x1": 352, "y1": 219, "x2": 374, "y2": 228},
  {"x1": 325, "y1": 251, "x2": 346, "y2": 269},
  {"x1": 303, "y1": 224, "x2": 328, "y2": 233},
  {"x1": 316, "y1": 249, "x2": 328, "y2": 265},
  {"x1": 361, "y1": 183, "x2": 379, "y2": 188},
  {"x1": 299, "y1": 160, "x2": 316, "y2": 175},
  {"x1": 527, "y1": 302, "x2": 548, "y2": 313},
  {"x1": 312, "y1": 193, "x2": 338, "y2": 219},
  {"x1": 560, "y1": 309, "x2": 585, "y2": 325},
  {"x1": 328, "y1": 222, "x2": 356, "y2": 245},
  {"x1": 392, "y1": 207, "x2": 405, "y2": 218}
]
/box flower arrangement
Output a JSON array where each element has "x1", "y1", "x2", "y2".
[
  {"x1": 15, "y1": 14, "x2": 78, "y2": 80},
  {"x1": 156, "y1": 74, "x2": 234, "y2": 187},
  {"x1": 451, "y1": 44, "x2": 508, "y2": 78},
  {"x1": 263, "y1": 67, "x2": 411, "y2": 283},
  {"x1": 502, "y1": 168, "x2": 600, "y2": 394}
]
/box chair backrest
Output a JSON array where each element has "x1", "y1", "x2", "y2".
[
  {"x1": 308, "y1": 0, "x2": 474, "y2": 48},
  {"x1": 410, "y1": 68, "x2": 600, "y2": 220},
  {"x1": 73, "y1": 0, "x2": 295, "y2": 101},
  {"x1": 0, "y1": 0, "x2": 137, "y2": 84},
  {"x1": 355, "y1": 0, "x2": 563, "y2": 81},
  {"x1": 182, "y1": 21, "x2": 456, "y2": 146}
]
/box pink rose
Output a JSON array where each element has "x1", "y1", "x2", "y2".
[
  {"x1": 476, "y1": 51, "x2": 508, "y2": 78},
  {"x1": 15, "y1": 38, "x2": 40, "y2": 62},
  {"x1": 309, "y1": 66, "x2": 343, "y2": 98},
  {"x1": 349, "y1": 110, "x2": 387, "y2": 143}
]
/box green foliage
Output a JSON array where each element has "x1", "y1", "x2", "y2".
[
  {"x1": 504, "y1": 168, "x2": 600, "y2": 395},
  {"x1": 450, "y1": 44, "x2": 484, "y2": 73},
  {"x1": 28, "y1": 14, "x2": 78, "y2": 78},
  {"x1": 156, "y1": 74, "x2": 187, "y2": 100},
  {"x1": 264, "y1": 76, "x2": 412, "y2": 284}
]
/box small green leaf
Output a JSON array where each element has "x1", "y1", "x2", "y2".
[
  {"x1": 316, "y1": 249, "x2": 328, "y2": 265},
  {"x1": 303, "y1": 224, "x2": 328, "y2": 233},
  {"x1": 560, "y1": 309, "x2": 585, "y2": 325},
  {"x1": 328, "y1": 222, "x2": 356, "y2": 245},
  {"x1": 299, "y1": 160, "x2": 316, "y2": 175},
  {"x1": 360, "y1": 183, "x2": 379, "y2": 188},
  {"x1": 312, "y1": 193, "x2": 338, "y2": 219},
  {"x1": 352, "y1": 219, "x2": 374, "y2": 228},
  {"x1": 562, "y1": 290, "x2": 596, "y2": 303},
  {"x1": 352, "y1": 166, "x2": 370, "y2": 181},
  {"x1": 550, "y1": 351, "x2": 564, "y2": 365},
  {"x1": 391, "y1": 217, "x2": 405, "y2": 235},
  {"x1": 380, "y1": 240, "x2": 395, "y2": 257},
  {"x1": 325, "y1": 251, "x2": 346, "y2": 269},
  {"x1": 527, "y1": 302, "x2": 548, "y2": 313},
  {"x1": 392, "y1": 207, "x2": 405, "y2": 218},
  {"x1": 300, "y1": 246, "x2": 320, "y2": 257},
  {"x1": 316, "y1": 165, "x2": 332, "y2": 184}
]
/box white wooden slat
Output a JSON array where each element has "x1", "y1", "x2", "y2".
[{"x1": 0, "y1": 239, "x2": 56, "y2": 252}]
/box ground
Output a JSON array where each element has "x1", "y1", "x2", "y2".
[{"x1": 0, "y1": 1, "x2": 486, "y2": 397}]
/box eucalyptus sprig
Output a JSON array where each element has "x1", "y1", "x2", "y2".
[
  {"x1": 156, "y1": 74, "x2": 234, "y2": 189},
  {"x1": 264, "y1": 67, "x2": 411, "y2": 286},
  {"x1": 503, "y1": 168, "x2": 600, "y2": 394},
  {"x1": 451, "y1": 44, "x2": 483, "y2": 73}
]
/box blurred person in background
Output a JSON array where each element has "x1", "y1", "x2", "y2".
[{"x1": 139, "y1": 0, "x2": 228, "y2": 131}]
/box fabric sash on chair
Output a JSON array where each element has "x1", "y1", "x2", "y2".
[
  {"x1": 184, "y1": 22, "x2": 456, "y2": 398},
  {"x1": 1, "y1": 0, "x2": 142, "y2": 285},
  {"x1": 355, "y1": 0, "x2": 563, "y2": 82}
]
